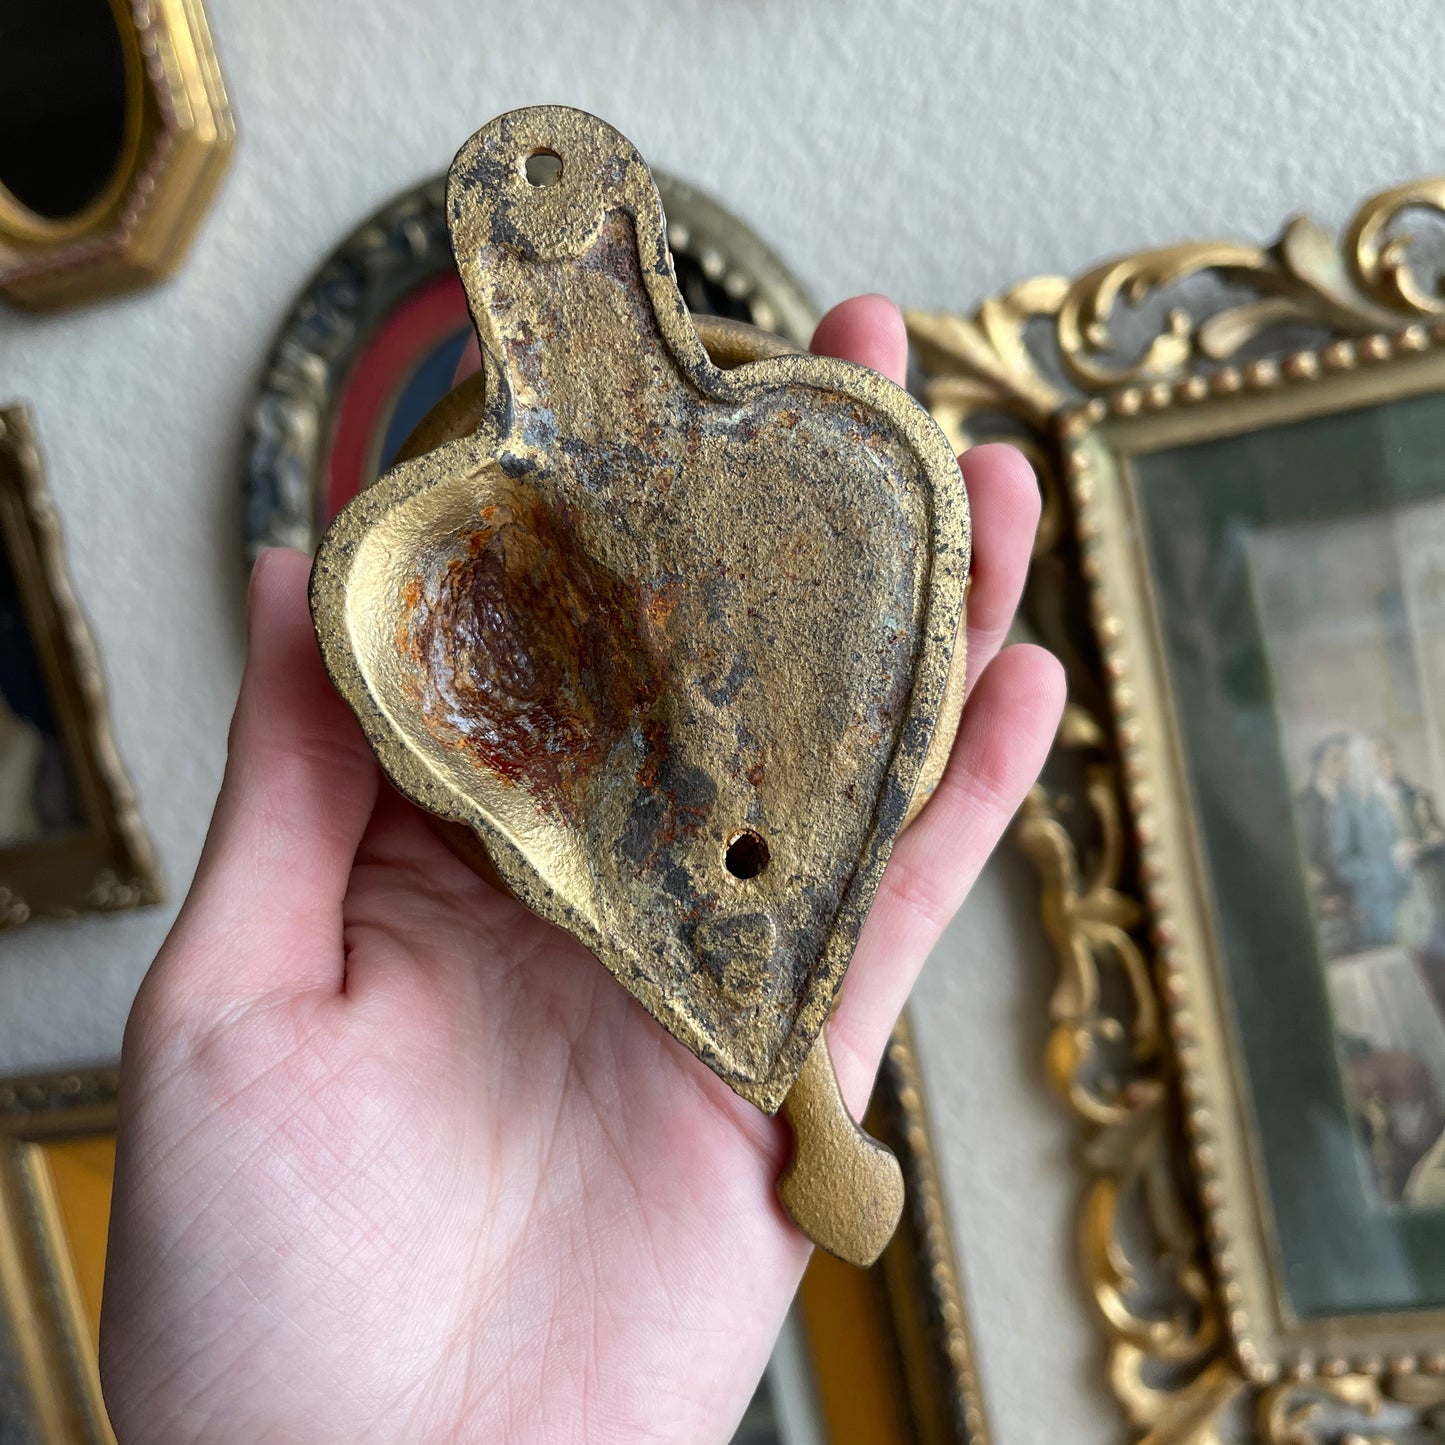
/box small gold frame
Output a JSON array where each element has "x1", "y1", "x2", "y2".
[
  {"x1": 0, "y1": 1069, "x2": 117, "y2": 1445},
  {"x1": 0, "y1": 404, "x2": 162, "y2": 927},
  {"x1": 0, "y1": 0, "x2": 234, "y2": 308},
  {"x1": 908, "y1": 178, "x2": 1445, "y2": 1441},
  {"x1": 809, "y1": 1017, "x2": 989, "y2": 1444}
]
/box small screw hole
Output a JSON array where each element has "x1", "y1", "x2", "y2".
[
  {"x1": 523, "y1": 149, "x2": 563, "y2": 187},
  {"x1": 725, "y1": 830, "x2": 770, "y2": 880}
]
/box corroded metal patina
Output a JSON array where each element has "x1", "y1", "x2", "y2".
[{"x1": 310, "y1": 107, "x2": 969, "y2": 1263}]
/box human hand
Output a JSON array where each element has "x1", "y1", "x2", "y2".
[{"x1": 100, "y1": 296, "x2": 1064, "y2": 1444}]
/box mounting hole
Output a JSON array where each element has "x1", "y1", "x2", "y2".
[
  {"x1": 523, "y1": 149, "x2": 563, "y2": 187},
  {"x1": 725, "y1": 830, "x2": 770, "y2": 880}
]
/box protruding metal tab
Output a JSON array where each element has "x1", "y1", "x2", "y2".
[{"x1": 778, "y1": 1030, "x2": 905, "y2": 1267}]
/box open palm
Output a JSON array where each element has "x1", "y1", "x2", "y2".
[{"x1": 100, "y1": 297, "x2": 1063, "y2": 1444}]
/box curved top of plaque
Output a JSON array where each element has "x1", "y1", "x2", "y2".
[{"x1": 310, "y1": 106, "x2": 969, "y2": 1114}]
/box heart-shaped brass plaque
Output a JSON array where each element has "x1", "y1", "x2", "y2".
[{"x1": 311, "y1": 107, "x2": 968, "y2": 1262}]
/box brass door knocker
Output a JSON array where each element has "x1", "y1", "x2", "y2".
[{"x1": 310, "y1": 106, "x2": 969, "y2": 1265}]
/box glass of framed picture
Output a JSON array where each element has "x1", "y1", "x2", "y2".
[{"x1": 1064, "y1": 336, "x2": 1445, "y2": 1370}]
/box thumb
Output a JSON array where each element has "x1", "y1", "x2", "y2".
[{"x1": 156, "y1": 548, "x2": 379, "y2": 1004}]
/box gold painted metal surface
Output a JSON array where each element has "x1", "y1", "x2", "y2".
[
  {"x1": 394, "y1": 316, "x2": 961, "y2": 1270},
  {"x1": 247, "y1": 150, "x2": 970, "y2": 1271},
  {"x1": 909, "y1": 178, "x2": 1445, "y2": 1442},
  {"x1": 779, "y1": 1033, "x2": 905, "y2": 1268},
  {"x1": 0, "y1": 0, "x2": 234, "y2": 308}
]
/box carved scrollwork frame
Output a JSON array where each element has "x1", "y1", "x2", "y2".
[{"x1": 906, "y1": 178, "x2": 1445, "y2": 1443}]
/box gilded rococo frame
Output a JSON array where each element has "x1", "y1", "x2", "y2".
[{"x1": 907, "y1": 178, "x2": 1445, "y2": 1443}]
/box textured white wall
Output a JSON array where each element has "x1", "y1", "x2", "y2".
[{"x1": 4, "y1": 1, "x2": 1444, "y2": 1439}]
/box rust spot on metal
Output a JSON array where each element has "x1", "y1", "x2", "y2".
[
  {"x1": 402, "y1": 494, "x2": 656, "y2": 813},
  {"x1": 642, "y1": 578, "x2": 682, "y2": 632}
]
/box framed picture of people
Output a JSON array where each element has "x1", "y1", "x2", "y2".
[
  {"x1": 1057, "y1": 331, "x2": 1445, "y2": 1377},
  {"x1": 916, "y1": 162, "x2": 1445, "y2": 1439},
  {"x1": 0, "y1": 404, "x2": 160, "y2": 928},
  {"x1": 1251, "y1": 509, "x2": 1445, "y2": 1211}
]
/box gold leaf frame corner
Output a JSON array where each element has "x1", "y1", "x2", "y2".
[{"x1": 0, "y1": 1069, "x2": 119, "y2": 1445}]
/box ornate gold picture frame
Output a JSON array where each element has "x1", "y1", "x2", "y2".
[
  {"x1": 0, "y1": 405, "x2": 161, "y2": 928},
  {"x1": 0, "y1": 0, "x2": 233, "y2": 308},
  {"x1": 909, "y1": 179, "x2": 1445, "y2": 1441}
]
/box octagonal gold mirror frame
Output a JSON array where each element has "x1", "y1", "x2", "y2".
[{"x1": 0, "y1": 0, "x2": 233, "y2": 309}]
